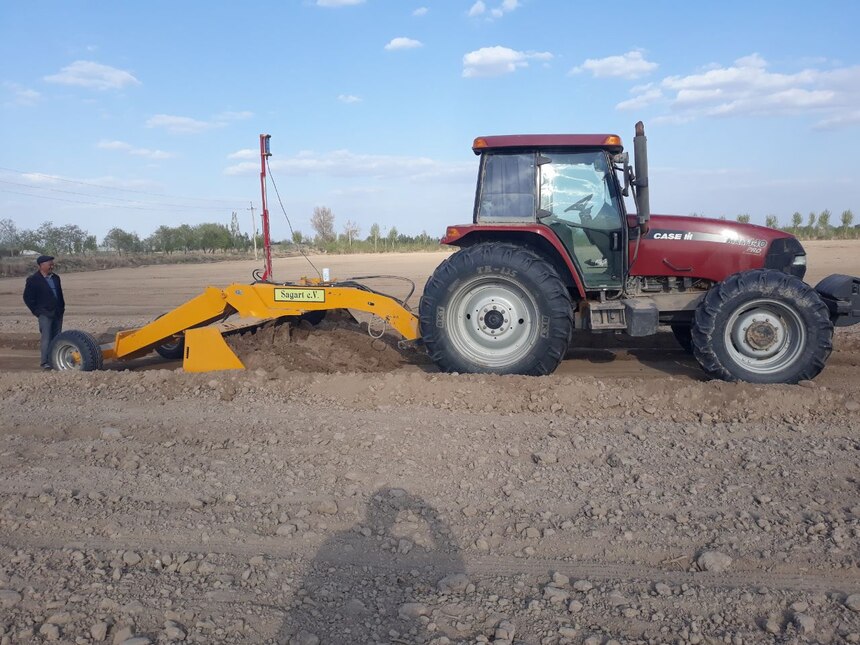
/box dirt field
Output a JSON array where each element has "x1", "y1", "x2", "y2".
[{"x1": 0, "y1": 242, "x2": 858, "y2": 644}]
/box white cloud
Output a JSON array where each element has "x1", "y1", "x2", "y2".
[
  {"x1": 227, "y1": 149, "x2": 257, "y2": 160},
  {"x1": 3, "y1": 82, "x2": 40, "y2": 106},
  {"x1": 146, "y1": 110, "x2": 253, "y2": 134},
  {"x1": 413, "y1": 7, "x2": 428, "y2": 16},
  {"x1": 462, "y1": 46, "x2": 552, "y2": 78},
  {"x1": 338, "y1": 94, "x2": 362, "y2": 103},
  {"x1": 316, "y1": 0, "x2": 363, "y2": 5},
  {"x1": 571, "y1": 50, "x2": 658, "y2": 79},
  {"x1": 385, "y1": 37, "x2": 423, "y2": 51},
  {"x1": 215, "y1": 110, "x2": 254, "y2": 121},
  {"x1": 43, "y1": 60, "x2": 140, "y2": 90},
  {"x1": 146, "y1": 114, "x2": 215, "y2": 134},
  {"x1": 815, "y1": 110, "x2": 860, "y2": 129},
  {"x1": 616, "y1": 87, "x2": 664, "y2": 111},
  {"x1": 491, "y1": 0, "x2": 519, "y2": 18},
  {"x1": 224, "y1": 149, "x2": 472, "y2": 183},
  {"x1": 97, "y1": 140, "x2": 173, "y2": 160},
  {"x1": 638, "y1": 54, "x2": 860, "y2": 126},
  {"x1": 469, "y1": 0, "x2": 518, "y2": 18}
]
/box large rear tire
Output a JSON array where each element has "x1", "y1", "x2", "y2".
[
  {"x1": 419, "y1": 243, "x2": 572, "y2": 375},
  {"x1": 49, "y1": 330, "x2": 104, "y2": 371},
  {"x1": 691, "y1": 269, "x2": 833, "y2": 383}
]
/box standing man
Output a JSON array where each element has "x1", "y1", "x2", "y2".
[{"x1": 23, "y1": 255, "x2": 65, "y2": 369}]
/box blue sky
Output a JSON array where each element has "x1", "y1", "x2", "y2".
[{"x1": 2, "y1": 0, "x2": 859, "y2": 242}]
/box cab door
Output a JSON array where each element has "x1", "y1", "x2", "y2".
[{"x1": 538, "y1": 151, "x2": 625, "y2": 289}]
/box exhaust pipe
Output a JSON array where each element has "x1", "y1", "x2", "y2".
[{"x1": 633, "y1": 121, "x2": 650, "y2": 226}]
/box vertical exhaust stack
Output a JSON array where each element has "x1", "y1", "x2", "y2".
[{"x1": 633, "y1": 121, "x2": 650, "y2": 226}]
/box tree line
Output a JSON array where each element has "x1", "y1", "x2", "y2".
[
  {"x1": 707, "y1": 209, "x2": 856, "y2": 239},
  {"x1": 302, "y1": 206, "x2": 440, "y2": 253},
  {"x1": 3, "y1": 206, "x2": 855, "y2": 259},
  {"x1": 0, "y1": 217, "x2": 255, "y2": 257}
]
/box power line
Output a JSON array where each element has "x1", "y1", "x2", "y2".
[
  {"x1": 0, "y1": 188, "x2": 236, "y2": 213},
  {"x1": 0, "y1": 166, "x2": 243, "y2": 205},
  {"x1": 0, "y1": 179, "x2": 237, "y2": 211}
]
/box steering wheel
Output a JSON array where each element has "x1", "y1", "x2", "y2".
[{"x1": 564, "y1": 193, "x2": 593, "y2": 213}]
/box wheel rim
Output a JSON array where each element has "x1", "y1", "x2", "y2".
[
  {"x1": 52, "y1": 341, "x2": 83, "y2": 370},
  {"x1": 446, "y1": 275, "x2": 539, "y2": 368},
  {"x1": 723, "y1": 298, "x2": 806, "y2": 375}
]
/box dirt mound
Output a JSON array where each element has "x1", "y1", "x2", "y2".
[{"x1": 225, "y1": 312, "x2": 430, "y2": 373}]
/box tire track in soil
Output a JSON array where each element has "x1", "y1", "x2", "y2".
[{"x1": 3, "y1": 531, "x2": 857, "y2": 596}]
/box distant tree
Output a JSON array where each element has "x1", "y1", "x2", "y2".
[
  {"x1": 807, "y1": 211, "x2": 817, "y2": 229},
  {"x1": 291, "y1": 230, "x2": 304, "y2": 244},
  {"x1": 175, "y1": 224, "x2": 195, "y2": 252},
  {"x1": 387, "y1": 225, "x2": 399, "y2": 248},
  {"x1": 841, "y1": 209, "x2": 854, "y2": 237},
  {"x1": 0, "y1": 218, "x2": 20, "y2": 255},
  {"x1": 36, "y1": 221, "x2": 64, "y2": 254},
  {"x1": 17, "y1": 228, "x2": 42, "y2": 253},
  {"x1": 194, "y1": 223, "x2": 232, "y2": 253},
  {"x1": 343, "y1": 220, "x2": 360, "y2": 247},
  {"x1": 736, "y1": 213, "x2": 751, "y2": 224},
  {"x1": 103, "y1": 227, "x2": 141, "y2": 255},
  {"x1": 818, "y1": 209, "x2": 831, "y2": 238},
  {"x1": 791, "y1": 211, "x2": 803, "y2": 231},
  {"x1": 369, "y1": 223, "x2": 381, "y2": 252},
  {"x1": 149, "y1": 225, "x2": 179, "y2": 254},
  {"x1": 765, "y1": 214, "x2": 779, "y2": 229},
  {"x1": 310, "y1": 206, "x2": 336, "y2": 243},
  {"x1": 59, "y1": 224, "x2": 89, "y2": 254}
]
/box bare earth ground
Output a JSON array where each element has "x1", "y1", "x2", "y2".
[{"x1": 0, "y1": 242, "x2": 858, "y2": 644}]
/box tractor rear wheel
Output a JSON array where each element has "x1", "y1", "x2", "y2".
[
  {"x1": 49, "y1": 330, "x2": 104, "y2": 371},
  {"x1": 691, "y1": 269, "x2": 833, "y2": 383},
  {"x1": 419, "y1": 243, "x2": 572, "y2": 375}
]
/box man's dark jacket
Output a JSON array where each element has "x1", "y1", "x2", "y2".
[{"x1": 23, "y1": 271, "x2": 65, "y2": 318}]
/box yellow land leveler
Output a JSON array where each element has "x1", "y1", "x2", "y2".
[
  {"x1": 49, "y1": 279, "x2": 420, "y2": 373},
  {"x1": 48, "y1": 135, "x2": 420, "y2": 373}
]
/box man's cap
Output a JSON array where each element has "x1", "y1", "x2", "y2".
[{"x1": 36, "y1": 255, "x2": 54, "y2": 265}]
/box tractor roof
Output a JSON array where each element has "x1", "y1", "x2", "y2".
[{"x1": 472, "y1": 134, "x2": 624, "y2": 155}]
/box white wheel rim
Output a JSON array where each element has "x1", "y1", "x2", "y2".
[
  {"x1": 723, "y1": 298, "x2": 806, "y2": 375},
  {"x1": 446, "y1": 276, "x2": 539, "y2": 368}
]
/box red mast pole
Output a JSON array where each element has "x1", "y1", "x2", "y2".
[{"x1": 259, "y1": 134, "x2": 273, "y2": 281}]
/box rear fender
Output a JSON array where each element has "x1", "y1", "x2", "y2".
[
  {"x1": 815, "y1": 274, "x2": 860, "y2": 326},
  {"x1": 443, "y1": 225, "x2": 586, "y2": 299}
]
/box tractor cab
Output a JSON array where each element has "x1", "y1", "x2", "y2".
[{"x1": 452, "y1": 131, "x2": 649, "y2": 296}]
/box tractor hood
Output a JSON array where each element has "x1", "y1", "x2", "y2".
[{"x1": 631, "y1": 214, "x2": 807, "y2": 282}]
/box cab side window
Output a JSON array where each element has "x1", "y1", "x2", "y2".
[{"x1": 477, "y1": 153, "x2": 536, "y2": 222}]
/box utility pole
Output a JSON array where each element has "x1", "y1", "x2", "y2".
[{"x1": 247, "y1": 202, "x2": 258, "y2": 260}]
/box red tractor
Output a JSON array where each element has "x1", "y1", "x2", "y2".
[{"x1": 419, "y1": 122, "x2": 860, "y2": 383}]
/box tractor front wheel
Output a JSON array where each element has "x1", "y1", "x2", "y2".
[
  {"x1": 419, "y1": 243, "x2": 572, "y2": 375},
  {"x1": 49, "y1": 330, "x2": 104, "y2": 371},
  {"x1": 691, "y1": 269, "x2": 833, "y2": 383}
]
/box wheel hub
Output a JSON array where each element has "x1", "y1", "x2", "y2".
[
  {"x1": 479, "y1": 305, "x2": 510, "y2": 336},
  {"x1": 729, "y1": 307, "x2": 791, "y2": 362},
  {"x1": 744, "y1": 319, "x2": 778, "y2": 351}
]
